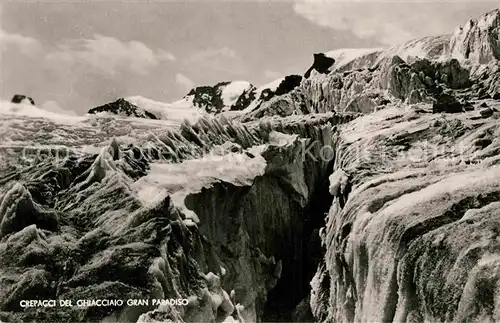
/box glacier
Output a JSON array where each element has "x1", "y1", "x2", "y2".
[{"x1": 0, "y1": 7, "x2": 500, "y2": 323}]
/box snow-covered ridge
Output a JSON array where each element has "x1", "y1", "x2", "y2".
[
  {"x1": 385, "y1": 34, "x2": 451, "y2": 63},
  {"x1": 125, "y1": 95, "x2": 206, "y2": 123},
  {"x1": 81, "y1": 9, "x2": 500, "y2": 124},
  {"x1": 256, "y1": 78, "x2": 285, "y2": 97},
  {"x1": 86, "y1": 80, "x2": 279, "y2": 122},
  {"x1": 449, "y1": 8, "x2": 500, "y2": 64},
  {"x1": 320, "y1": 9, "x2": 499, "y2": 71},
  {"x1": 219, "y1": 81, "x2": 253, "y2": 111},
  {"x1": 324, "y1": 47, "x2": 385, "y2": 71},
  {"x1": 182, "y1": 80, "x2": 257, "y2": 114},
  {"x1": 320, "y1": 35, "x2": 450, "y2": 72},
  {"x1": 0, "y1": 100, "x2": 82, "y2": 122}
]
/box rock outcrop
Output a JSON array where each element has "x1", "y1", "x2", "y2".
[
  {"x1": 304, "y1": 53, "x2": 336, "y2": 79},
  {"x1": 11, "y1": 94, "x2": 35, "y2": 106},
  {"x1": 274, "y1": 75, "x2": 303, "y2": 96},
  {"x1": 88, "y1": 98, "x2": 159, "y2": 119},
  {"x1": 185, "y1": 81, "x2": 256, "y2": 114}
]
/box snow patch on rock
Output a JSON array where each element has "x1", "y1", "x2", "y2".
[
  {"x1": 255, "y1": 78, "x2": 285, "y2": 98},
  {"x1": 328, "y1": 169, "x2": 349, "y2": 197},
  {"x1": 220, "y1": 81, "x2": 253, "y2": 111}
]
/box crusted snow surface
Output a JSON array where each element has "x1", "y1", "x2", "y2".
[
  {"x1": 131, "y1": 150, "x2": 267, "y2": 201},
  {"x1": 358, "y1": 167, "x2": 500, "y2": 322},
  {"x1": 382, "y1": 35, "x2": 450, "y2": 63},
  {"x1": 340, "y1": 105, "x2": 420, "y2": 143},
  {"x1": 234, "y1": 78, "x2": 285, "y2": 115},
  {"x1": 323, "y1": 36, "x2": 447, "y2": 72},
  {"x1": 130, "y1": 150, "x2": 267, "y2": 222}
]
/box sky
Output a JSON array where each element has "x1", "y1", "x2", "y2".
[{"x1": 1, "y1": 1, "x2": 499, "y2": 115}]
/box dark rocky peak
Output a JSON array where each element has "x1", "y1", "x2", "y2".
[
  {"x1": 187, "y1": 82, "x2": 231, "y2": 114},
  {"x1": 11, "y1": 94, "x2": 35, "y2": 105},
  {"x1": 87, "y1": 98, "x2": 158, "y2": 119},
  {"x1": 231, "y1": 85, "x2": 257, "y2": 111},
  {"x1": 257, "y1": 75, "x2": 304, "y2": 103},
  {"x1": 304, "y1": 53, "x2": 336, "y2": 79},
  {"x1": 275, "y1": 75, "x2": 303, "y2": 96}
]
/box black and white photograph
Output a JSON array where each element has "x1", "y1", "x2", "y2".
[{"x1": 0, "y1": 0, "x2": 499, "y2": 322}]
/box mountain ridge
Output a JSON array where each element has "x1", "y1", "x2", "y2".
[{"x1": 84, "y1": 8, "x2": 500, "y2": 123}]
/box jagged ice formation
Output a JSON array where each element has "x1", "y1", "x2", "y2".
[{"x1": 1, "y1": 7, "x2": 500, "y2": 323}]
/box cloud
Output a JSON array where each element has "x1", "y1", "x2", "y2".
[
  {"x1": 0, "y1": 29, "x2": 42, "y2": 55},
  {"x1": 46, "y1": 34, "x2": 176, "y2": 75},
  {"x1": 190, "y1": 47, "x2": 238, "y2": 61},
  {"x1": 186, "y1": 47, "x2": 247, "y2": 76},
  {"x1": 264, "y1": 69, "x2": 282, "y2": 80},
  {"x1": 175, "y1": 73, "x2": 195, "y2": 91},
  {"x1": 293, "y1": 0, "x2": 500, "y2": 46},
  {"x1": 157, "y1": 50, "x2": 176, "y2": 62},
  {"x1": 41, "y1": 100, "x2": 77, "y2": 116},
  {"x1": 1, "y1": 31, "x2": 178, "y2": 114}
]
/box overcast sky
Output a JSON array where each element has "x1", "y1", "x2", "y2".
[{"x1": 1, "y1": 1, "x2": 498, "y2": 114}]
